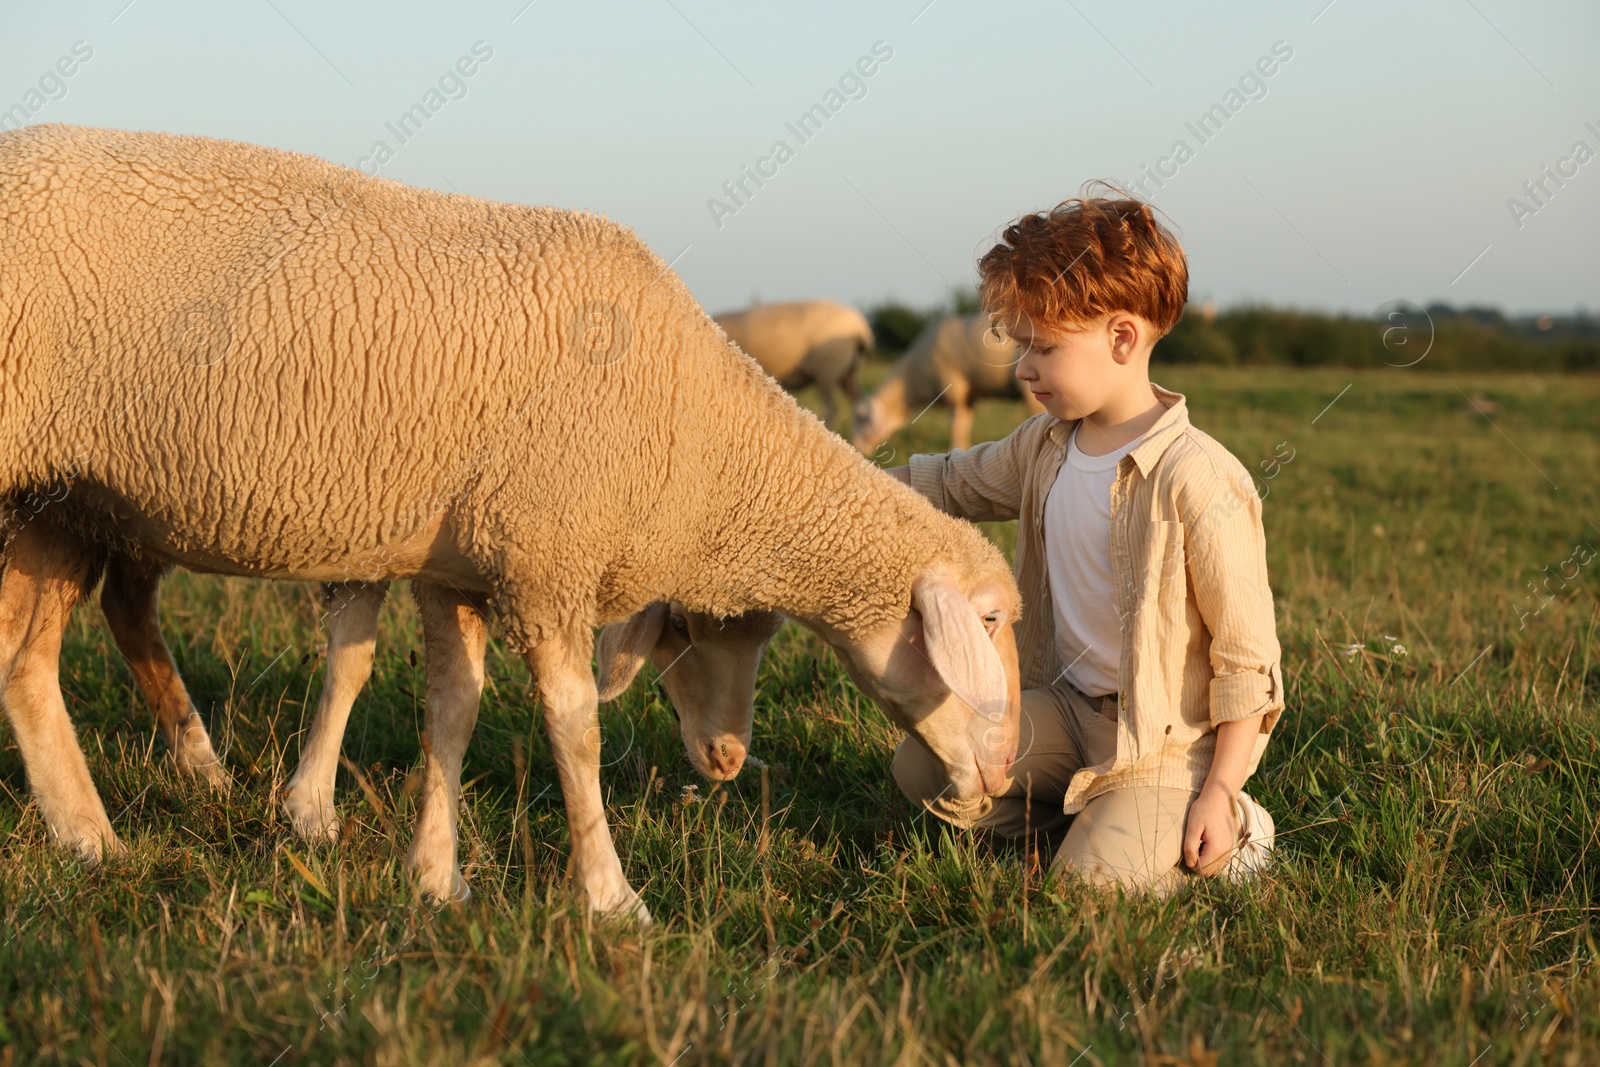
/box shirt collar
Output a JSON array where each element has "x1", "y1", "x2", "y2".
[{"x1": 1045, "y1": 382, "x2": 1189, "y2": 478}]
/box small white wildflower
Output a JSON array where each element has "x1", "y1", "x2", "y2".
[
  {"x1": 679, "y1": 783, "x2": 701, "y2": 803},
  {"x1": 1342, "y1": 643, "x2": 1363, "y2": 657},
  {"x1": 1382, "y1": 634, "x2": 1397, "y2": 642},
  {"x1": 1390, "y1": 643, "x2": 1408, "y2": 657}
]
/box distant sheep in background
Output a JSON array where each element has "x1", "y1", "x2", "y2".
[
  {"x1": 852, "y1": 313, "x2": 1046, "y2": 455},
  {"x1": 714, "y1": 299, "x2": 874, "y2": 430}
]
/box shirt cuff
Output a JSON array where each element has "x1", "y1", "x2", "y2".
[
  {"x1": 907, "y1": 453, "x2": 947, "y2": 512},
  {"x1": 1209, "y1": 661, "x2": 1283, "y2": 727}
]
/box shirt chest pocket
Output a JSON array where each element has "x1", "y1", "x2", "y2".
[{"x1": 1137, "y1": 520, "x2": 1187, "y2": 603}]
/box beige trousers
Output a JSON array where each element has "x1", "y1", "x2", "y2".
[{"x1": 893, "y1": 677, "x2": 1193, "y2": 897}]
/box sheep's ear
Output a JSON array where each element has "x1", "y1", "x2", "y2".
[
  {"x1": 596, "y1": 602, "x2": 669, "y2": 702},
  {"x1": 910, "y1": 573, "x2": 1009, "y2": 723}
]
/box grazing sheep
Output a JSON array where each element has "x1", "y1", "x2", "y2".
[
  {"x1": 851, "y1": 314, "x2": 1047, "y2": 455},
  {"x1": 0, "y1": 125, "x2": 1022, "y2": 921},
  {"x1": 593, "y1": 599, "x2": 787, "y2": 781},
  {"x1": 279, "y1": 582, "x2": 783, "y2": 848},
  {"x1": 713, "y1": 300, "x2": 874, "y2": 430}
]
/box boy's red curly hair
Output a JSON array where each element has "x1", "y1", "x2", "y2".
[{"x1": 977, "y1": 184, "x2": 1188, "y2": 340}]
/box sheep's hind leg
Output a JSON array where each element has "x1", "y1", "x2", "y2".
[
  {"x1": 99, "y1": 554, "x2": 231, "y2": 789},
  {"x1": 0, "y1": 519, "x2": 123, "y2": 861},
  {"x1": 527, "y1": 617, "x2": 650, "y2": 924},
  {"x1": 281, "y1": 582, "x2": 388, "y2": 843},
  {"x1": 403, "y1": 582, "x2": 489, "y2": 904}
]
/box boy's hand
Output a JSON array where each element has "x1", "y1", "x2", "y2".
[
  {"x1": 1183, "y1": 783, "x2": 1239, "y2": 877},
  {"x1": 1185, "y1": 714, "x2": 1264, "y2": 876}
]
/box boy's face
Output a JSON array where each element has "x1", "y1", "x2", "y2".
[{"x1": 1007, "y1": 312, "x2": 1127, "y2": 421}]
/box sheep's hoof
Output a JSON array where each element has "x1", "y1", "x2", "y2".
[
  {"x1": 53, "y1": 819, "x2": 127, "y2": 865},
  {"x1": 416, "y1": 869, "x2": 471, "y2": 907},
  {"x1": 176, "y1": 747, "x2": 233, "y2": 792},
  {"x1": 591, "y1": 885, "x2": 652, "y2": 927},
  {"x1": 281, "y1": 788, "x2": 342, "y2": 845},
  {"x1": 174, "y1": 712, "x2": 232, "y2": 792}
]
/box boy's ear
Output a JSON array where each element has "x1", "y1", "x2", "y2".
[{"x1": 1108, "y1": 312, "x2": 1143, "y2": 365}]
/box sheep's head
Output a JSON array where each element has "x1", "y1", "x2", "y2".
[
  {"x1": 851, "y1": 378, "x2": 909, "y2": 455},
  {"x1": 596, "y1": 603, "x2": 785, "y2": 780},
  {"x1": 829, "y1": 565, "x2": 1022, "y2": 800}
]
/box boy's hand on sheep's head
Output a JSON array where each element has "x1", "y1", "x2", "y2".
[{"x1": 1182, "y1": 783, "x2": 1241, "y2": 877}]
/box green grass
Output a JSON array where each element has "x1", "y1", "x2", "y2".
[{"x1": 3, "y1": 363, "x2": 1599, "y2": 1064}]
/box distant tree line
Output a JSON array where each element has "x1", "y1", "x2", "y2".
[
  {"x1": 864, "y1": 291, "x2": 1599, "y2": 373},
  {"x1": 866, "y1": 290, "x2": 982, "y2": 355}
]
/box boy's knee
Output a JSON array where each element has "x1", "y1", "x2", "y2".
[
  {"x1": 891, "y1": 737, "x2": 934, "y2": 803},
  {"x1": 892, "y1": 736, "x2": 952, "y2": 812},
  {"x1": 1056, "y1": 855, "x2": 1187, "y2": 900},
  {"x1": 1050, "y1": 787, "x2": 1194, "y2": 896},
  {"x1": 892, "y1": 737, "x2": 987, "y2": 828}
]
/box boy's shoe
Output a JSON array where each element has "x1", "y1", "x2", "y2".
[{"x1": 1222, "y1": 790, "x2": 1275, "y2": 881}]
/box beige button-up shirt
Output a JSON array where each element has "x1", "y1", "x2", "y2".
[{"x1": 908, "y1": 382, "x2": 1285, "y2": 812}]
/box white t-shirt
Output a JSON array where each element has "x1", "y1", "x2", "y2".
[{"x1": 1044, "y1": 422, "x2": 1148, "y2": 697}]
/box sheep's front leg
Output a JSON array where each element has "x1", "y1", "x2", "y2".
[
  {"x1": 99, "y1": 554, "x2": 230, "y2": 789},
  {"x1": 403, "y1": 583, "x2": 489, "y2": 904},
  {"x1": 840, "y1": 358, "x2": 861, "y2": 409},
  {"x1": 816, "y1": 379, "x2": 840, "y2": 431},
  {"x1": 0, "y1": 520, "x2": 122, "y2": 860},
  {"x1": 281, "y1": 582, "x2": 387, "y2": 842},
  {"x1": 949, "y1": 390, "x2": 975, "y2": 451},
  {"x1": 530, "y1": 626, "x2": 650, "y2": 923}
]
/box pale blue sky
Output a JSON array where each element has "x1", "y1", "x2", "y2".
[{"x1": 4, "y1": 0, "x2": 1595, "y2": 316}]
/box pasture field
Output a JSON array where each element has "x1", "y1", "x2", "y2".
[{"x1": 2, "y1": 362, "x2": 1598, "y2": 1064}]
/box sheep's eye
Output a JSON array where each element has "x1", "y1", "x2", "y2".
[
  {"x1": 983, "y1": 612, "x2": 1001, "y2": 628},
  {"x1": 669, "y1": 612, "x2": 690, "y2": 637}
]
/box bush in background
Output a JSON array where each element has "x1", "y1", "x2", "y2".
[{"x1": 860, "y1": 292, "x2": 1600, "y2": 372}]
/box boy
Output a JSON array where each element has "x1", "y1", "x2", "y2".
[{"x1": 887, "y1": 192, "x2": 1283, "y2": 895}]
